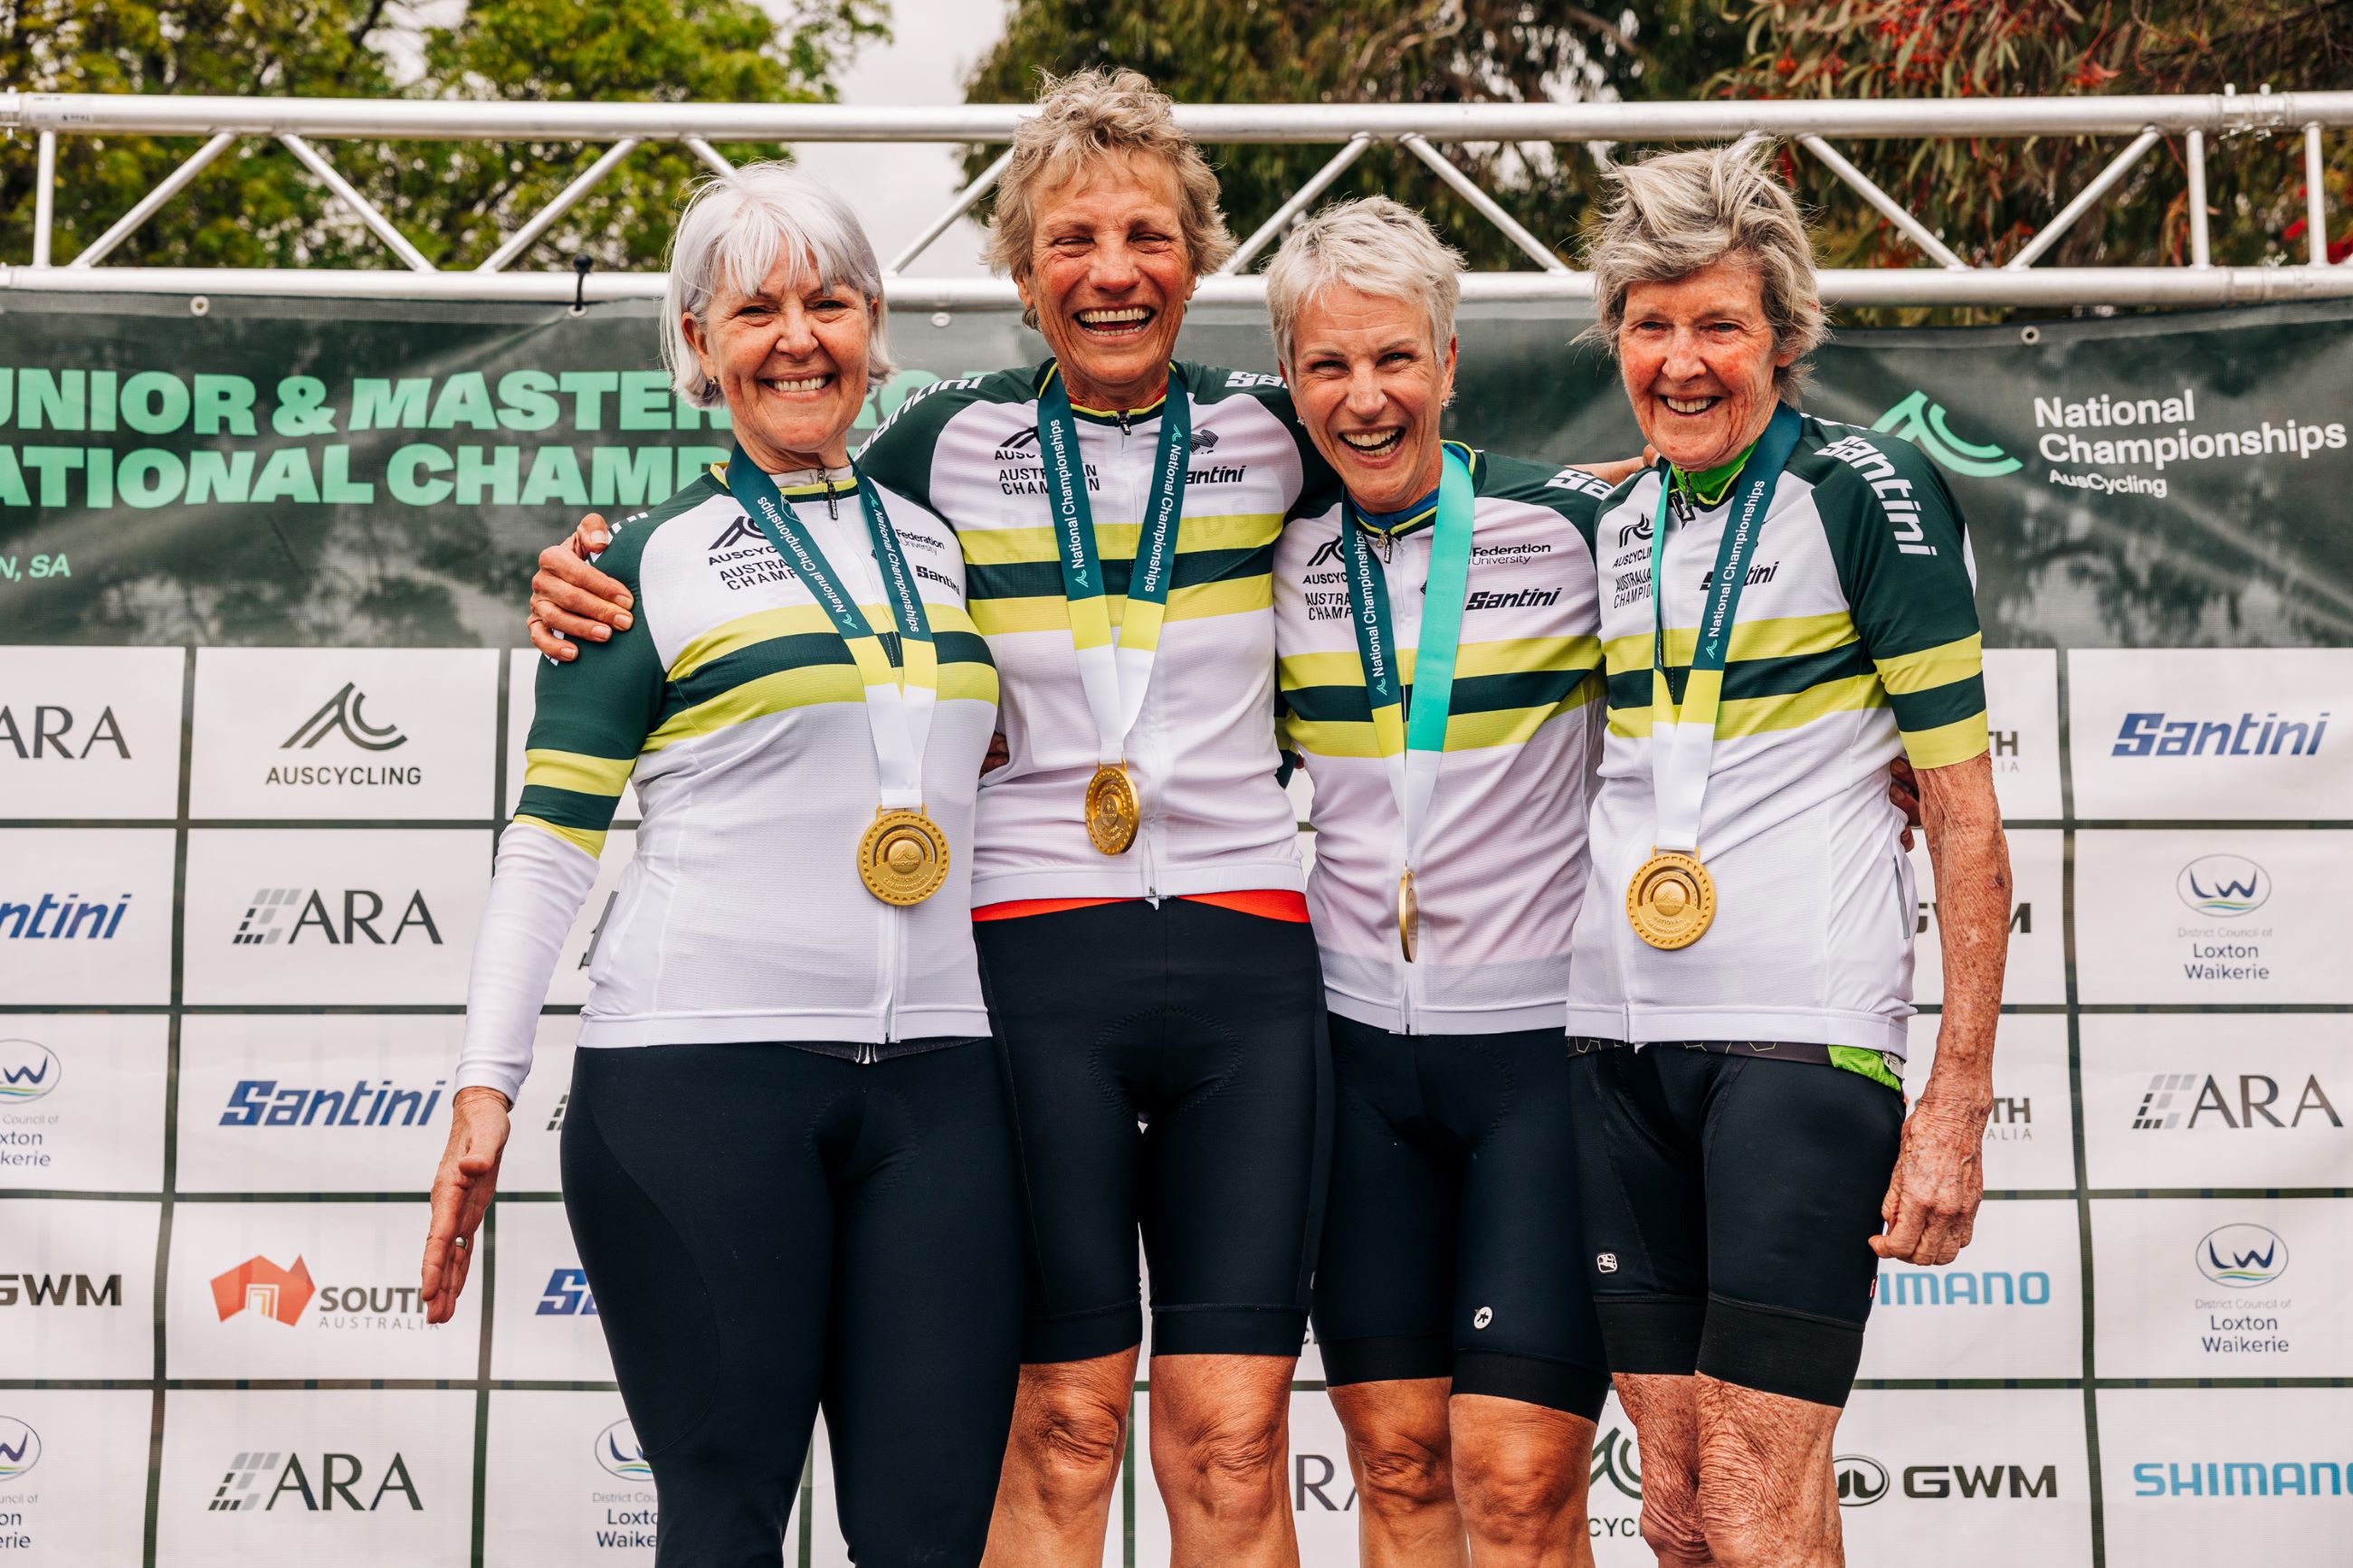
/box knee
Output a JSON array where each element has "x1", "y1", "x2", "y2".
[
  {"x1": 1161, "y1": 1411, "x2": 1288, "y2": 1508},
  {"x1": 1634, "y1": 1462, "x2": 1710, "y2": 1565},
  {"x1": 1348, "y1": 1430, "x2": 1452, "y2": 1518},
  {"x1": 1696, "y1": 1458, "x2": 1802, "y2": 1568},
  {"x1": 1454, "y1": 1443, "x2": 1578, "y2": 1544},
  {"x1": 1015, "y1": 1385, "x2": 1129, "y2": 1499}
]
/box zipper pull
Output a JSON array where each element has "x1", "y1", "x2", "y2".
[
  {"x1": 1118, "y1": 409, "x2": 1131, "y2": 435},
  {"x1": 824, "y1": 477, "x2": 842, "y2": 519},
  {"x1": 1380, "y1": 530, "x2": 1395, "y2": 563}
]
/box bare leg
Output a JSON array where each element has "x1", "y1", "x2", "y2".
[
  {"x1": 1148, "y1": 1353, "x2": 1302, "y2": 1568},
  {"x1": 1449, "y1": 1393, "x2": 1596, "y2": 1568},
  {"x1": 983, "y1": 1347, "x2": 1138, "y2": 1568},
  {"x1": 1612, "y1": 1372, "x2": 1712, "y2": 1568},
  {"x1": 1692, "y1": 1374, "x2": 1843, "y2": 1568},
  {"x1": 1329, "y1": 1377, "x2": 1464, "y2": 1567}
]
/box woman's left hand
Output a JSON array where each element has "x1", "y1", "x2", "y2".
[{"x1": 422, "y1": 1087, "x2": 512, "y2": 1324}]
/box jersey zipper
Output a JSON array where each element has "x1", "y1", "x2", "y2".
[{"x1": 1113, "y1": 414, "x2": 1164, "y2": 898}]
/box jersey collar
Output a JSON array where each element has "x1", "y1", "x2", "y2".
[{"x1": 1035, "y1": 359, "x2": 1175, "y2": 425}]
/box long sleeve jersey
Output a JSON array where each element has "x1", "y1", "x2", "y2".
[{"x1": 454, "y1": 464, "x2": 999, "y2": 1103}]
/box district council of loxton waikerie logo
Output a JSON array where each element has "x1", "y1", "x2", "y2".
[
  {"x1": 0, "y1": 1041, "x2": 60, "y2": 1103},
  {"x1": 2177, "y1": 855, "x2": 2271, "y2": 918},
  {"x1": 1870, "y1": 391, "x2": 2024, "y2": 478},
  {"x1": 2196, "y1": 1224, "x2": 2289, "y2": 1289},
  {"x1": 595, "y1": 1420, "x2": 652, "y2": 1482},
  {"x1": 0, "y1": 1418, "x2": 40, "y2": 1481}
]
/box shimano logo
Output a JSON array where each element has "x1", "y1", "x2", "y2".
[
  {"x1": 281, "y1": 683, "x2": 405, "y2": 752},
  {"x1": 1465, "y1": 586, "x2": 1559, "y2": 612},
  {"x1": 2112, "y1": 710, "x2": 2329, "y2": 758},
  {"x1": 1877, "y1": 1268, "x2": 2053, "y2": 1306}
]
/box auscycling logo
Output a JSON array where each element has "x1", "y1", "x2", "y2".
[
  {"x1": 1870, "y1": 391, "x2": 2023, "y2": 478},
  {"x1": 281, "y1": 683, "x2": 405, "y2": 752}
]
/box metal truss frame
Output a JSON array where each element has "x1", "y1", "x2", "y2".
[{"x1": 5, "y1": 89, "x2": 2351, "y2": 307}]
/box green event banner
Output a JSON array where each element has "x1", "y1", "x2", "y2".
[{"x1": 2, "y1": 290, "x2": 2349, "y2": 649}]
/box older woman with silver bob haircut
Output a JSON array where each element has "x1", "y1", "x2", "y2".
[
  {"x1": 1265, "y1": 193, "x2": 1624, "y2": 1568},
  {"x1": 1561, "y1": 136, "x2": 2011, "y2": 1568},
  {"x1": 427, "y1": 161, "x2": 1023, "y2": 1568}
]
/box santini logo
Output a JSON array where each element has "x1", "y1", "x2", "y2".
[
  {"x1": 232, "y1": 888, "x2": 442, "y2": 946},
  {"x1": 208, "y1": 1450, "x2": 422, "y2": 1513},
  {"x1": 211, "y1": 1256, "x2": 315, "y2": 1326},
  {"x1": 2177, "y1": 856, "x2": 2271, "y2": 918},
  {"x1": 0, "y1": 893, "x2": 133, "y2": 941},
  {"x1": 281, "y1": 683, "x2": 406, "y2": 752},
  {"x1": 220, "y1": 1078, "x2": 445, "y2": 1129},
  {"x1": 2196, "y1": 1224, "x2": 2289, "y2": 1289},
  {"x1": 0, "y1": 1419, "x2": 38, "y2": 1481},
  {"x1": 2113, "y1": 710, "x2": 2329, "y2": 758},
  {"x1": 0, "y1": 704, "x2": 130, "y2": 760},
  {"x1": 538, "y1": 1268, "x2": 598, "y2": 1316},
  {"x1": 1465, "y1": 586, "x2": 1559, "y2": 612},
  {"x1": 0, "y1": 1041, "x2": 59, "y2": 1103}
]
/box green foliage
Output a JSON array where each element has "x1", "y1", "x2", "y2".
[{"x1": 0, "y1": 0, "x2": 887, "y2": 269}]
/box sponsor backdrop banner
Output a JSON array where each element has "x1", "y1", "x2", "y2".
[{"x1": 1, "y1": 289, "x2": 2347, "y2": 1565}]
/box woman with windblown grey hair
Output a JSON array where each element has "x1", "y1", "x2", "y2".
[{"x1": 423, "y1": 163, "x2": 1023, "y2": 1568}]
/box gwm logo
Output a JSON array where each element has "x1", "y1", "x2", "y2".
[
  {"x1": 595, "y1": 1420, "x2": 651, "y2": 1482},
  {"x1": 281, "y1": 683, "x2": 405, "y2": 752},
  {"x1": 211, "y1": 1256, "x2": 316, "y2": 1326},
  {"x1": 1835, "y1": 1455, "x2": 1891, "y2": 1506},
  {"x1": 1870, "y1": 391, "x2": 2024, "y2": 478},
  {"x1": 2177, "y1": 856, "x2": 2271, "y2": 918},
  {"x1": 0, "y1": 1041, "x2": 60, "y2": 1102},
  {"x1": 2196, "y1": 1224, "x2": 2289, "y2": 1289},
  {"x1": 0, "y1": 1419, "x2": 39, "y2": 1481}
]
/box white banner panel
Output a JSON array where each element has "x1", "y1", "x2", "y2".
[
  {"x1": 164, "y1": 1200, "x2": 479, "y2": 1380},
  {"x1": 190, "y1": 648, "x2": 499, "y2": 821},
  {"x1": 1983, "y1": 648, "x2": 2062, "y2": 820},
  {"x1": 506, "y1": 648, "x2": 642, "y2": 822},
  {"x1": 180, "y1": 828, "x2": 489, "y2": 1004},
  {"x1": 2073, "y1": 830, "x2": 2353, "y2": 1003},
  {"x1": 176, "y1": 1014, "x2": 455, "y2": 1193},
  {"x1": 2068, "y1": 648, "x2": 2351, "y2": 821},
  {"x1": 0, "y1": 1389, "x2": 157, "y2": 1566},
  {"x1": 0, "y1": 1015, "x2": 168, "y2": 1193},
  {"x1": 154, "y1": 1388, "x2": 474, "y2": 1568},
  {"x1": 0, "y1": 645, "x2": 186, "y2": 819},
  {"x1": 0, "y1": 828, "x2": 176, "y2": 1004},
  {"x1": 482, "y1": 1391, "x2": 673, "y2": 1567},
  {"x1": 2079, "y1": 1013, "x2": 2348, "y2": 1189},
  {"x1": 2099, "y1": 1386, "x2": 2353, "y2": 1568},
  {"x1": 488, "y1": 1200, "x2": 614, "y2": 1383},
  {"x1": 1588, "y1": 1392, "x2": 1650, "y2": 1564},
  {"x1": 0, "y1": 1198, "x2": 157, "y2": 1379},
  {"x1": 2091, "y1": 1197, "x2": 2350, "y2": 1378},
  {"x1": 1903, "y1": 1012, "x2": 2077, "y2": 1190},
  {"x1": 1832, "y1": 1389, "x2": 2092, "y2": 1565},
  {"x1": 1910, "y1": 828, "x2": 2065, "y2": 1006},
  {"x1": 1860, "y1": 1199, "x2": 2082, "y2": 1379}
]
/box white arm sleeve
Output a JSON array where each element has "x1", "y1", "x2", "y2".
[{"x1": 453, "y1": 822, "x2": 601, "y2": 1104}]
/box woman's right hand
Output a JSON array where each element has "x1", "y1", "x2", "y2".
[
  {"x1": 422, "y1": 1087, "x2": 513, "y2": 1324},
  {"x1": 529, "y1": 513, "x2": 636, "y2": 660}
]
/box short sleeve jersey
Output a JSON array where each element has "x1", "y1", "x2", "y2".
[
  {"x1": 857, "y1": 362, "x2": 1334, "y2": 904},
  {"x1": 1563, "y1": 417, "x2": 1989, "y2": 1055},
  {"x1": 1275, "y1": 450, "x2": 1610, "y2": 1035}
]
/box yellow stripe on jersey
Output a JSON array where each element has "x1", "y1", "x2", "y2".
[
  {"x1": 970, "y1": 575, "x2": 1272, "y2": 636},
  {"x1": 646, "y1": 661, "x2": 998, "y2": 751},
  {"x1": 1900, "y1": 711, "x2": 1993, "y2": 769},
  {"x1": 670, "y1": 603, "x2": 848, "y2": 681},
  {"x1": 512, "y1": 813, "x2": 606, "y2": 859},
  {"x1": 1874, "y1": 632, "x2": 1983, "y2": 696},
  {"x1": 957, "y1": 511, "x2": 1283, "y2": 566},
  {"x1": 523, "y1": 748, "x2": 636, "y2": 799},
  {"x1": 1277, "y1": 636, "x2": 1603, "y2": 694},
  {"x1": 1286, "y1": 680, "x2": 1599, "y2": 759},
  {"x1": 1610, "y1": 673, "x2": 1890, "y2": 740},
  {"x1": 1602, "y1": 612, "x2": 1860, "y2": 676}
]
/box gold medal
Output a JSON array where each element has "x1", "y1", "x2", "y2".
[
  {"x1": 859, "y1": 808, "x2": 950, "y2": 906},
  {"x1": 1084, "y1": 762, "x2": 1140, "y2": 855},
  {"x1": 1626, "y1": 850, "x2": 1716, "y2": 950},
  {"x1": 1397, "y1": 867, "x2": 1420, "y2": 963}
]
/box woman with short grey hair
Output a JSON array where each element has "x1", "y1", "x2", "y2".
[{"x1": 425, "y1": 162, "x2": 1023, "y2": 1568}]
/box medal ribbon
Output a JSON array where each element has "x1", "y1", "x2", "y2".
[
  {"x1": 1645, "y1": 403, "x2": 1802, "y2": 851},
  {"x1": 1340, "y1": 444, "x2": 1477, "y2": 876},
  {"x1": 727, "y1": 446, "x2": 938, "y2": 809},
  {"x1": 1036, "y1": 360, "x2": 1191, "y2": 765}
]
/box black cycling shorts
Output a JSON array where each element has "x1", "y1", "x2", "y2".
[
  {"x1": 1565, "y1": 1041, "x2": 1905, "y2": 1409},
  {"x1": 973, "y1": 898, "x2": 1329, "y2": 1364},
  {"x1": 1313, "y1": 1016, "x2": 1612, "y2": 1420},
  {"x1": 562, "y1": 1038, "x2": 1023, "y2": 1568}
]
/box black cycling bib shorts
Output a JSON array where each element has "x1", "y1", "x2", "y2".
[
  {"x1": 973, "y1": 898, "x2": 1329, "y2": 1364},
  {"x1": 1314, "y1": 1017, "x2": 1613, "y2": 1419},
  {"x1": 1566, "y1": 1040, "x2": 1906, "y2": 1408},
  {"x1": 561, "y1": 1038, "x2": 1024, "y2": 1567}
]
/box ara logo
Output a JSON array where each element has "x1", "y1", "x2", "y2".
[
  {"x1": 211, "y1": 1255, "x2": 316, "y2": 1326},
  {"x1": 206, "y1": 1450, "x2": 423, "y2": 1513},
  {"x1": 0, "y1": 1418, "x2": 38, "y2": 1481},
  {"x1": 2131, "y1": 1072, "x2": 2340, "y2": 1131},
  {"x1": 1835, "y1": 1455, "x2": 1891, "y2": 1506},
  {"x1": 708, "y1": 517, "x2": 765, "y2": 552},
  {"x1": 1590, "y1": 1427, "x2": 1643, "y2": 1499},
  {"x1": 1871, "y1": 390, "x2": 2024, "y2": 478},
  {"x1": 0, "y1": 1040, "x2": 60, "y2": 1102},
  {"x1": 281, "y1": 683, "x2": 406, "y2": 753},
  {"x1": 2177, "y1": 855, "x2": 2272, "y2": 917},
  {"x1": 0, "y1": 704, "x2": 131, "y2": 760},
  {"x1": 537, "y1": 1268, "x2": 598, "y2": 1316},
  {"x1": 231, "y1": 888, "x2": 443, "y2": 946},
  {"x1": 595, "y1": 1420, "x2": 651, "y2": 1482},
  {"x1": 2196, "y1": 1224, "x2": 2289, "y2": 1289}
]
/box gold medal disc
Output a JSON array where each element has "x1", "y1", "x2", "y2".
[
  {"x1": 1084, "y1": 763, "x2": 1140, "y2": 855},
  {"x1": 859, "y1": 808, "x2": 950, "y2": 906},
  {"x1": 1397, "y1": 868, "x2": 1420, "y2": 963},
  {"x1": 1626, "y1": 851, "x2": 1717, "y2": 950}
]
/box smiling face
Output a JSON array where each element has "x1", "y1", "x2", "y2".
[
  {"x1": 1282, "y1": 285, "x2": 1457, "y2": 514},
  {"x1": 1616, "y1": 255, "x2": 1796, "y2": 474},
  {"x1": 1015, "y1": 152, "x2": 1197, "y2": 412},
  {"x1": 684, "y1": 252, "x2": 877, "y2": 472}
]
